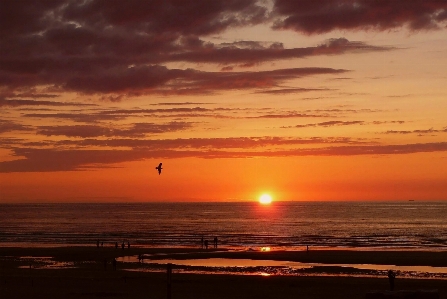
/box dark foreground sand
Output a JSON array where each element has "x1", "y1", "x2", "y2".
[{"x1": 1, "y1": 246, "x2": 446, "y2": 299}]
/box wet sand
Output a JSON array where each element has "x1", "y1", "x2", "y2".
[{"x1": 1, "y1": 246, "x2": 446, "y2": 299}]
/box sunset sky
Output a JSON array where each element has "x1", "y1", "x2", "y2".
[{"x1": 1, "y1": 0, "x2": 447, "y2": 202}]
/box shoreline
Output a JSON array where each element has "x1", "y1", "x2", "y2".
[
  {"x1": 2, "y1": 245, "x2": 447, "y2": 273},
  {"x1": 2, "y1": 245, "x2": 447, "y2": 264},
  {"x1": 1, "y1": 241, "x2": 446, "y2": 251},
  {"x1": 2, "y1": 246, "x2": 447, "y2": 298}
]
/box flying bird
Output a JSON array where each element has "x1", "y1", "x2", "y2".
[{"x1": 155, "y1": 163, "x2": 163, "y2": 175}]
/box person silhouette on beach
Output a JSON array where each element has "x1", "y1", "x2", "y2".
[
  {"x1": 127, "y1": 241, "x2": 130, "y2": 249},
  {"x1": 205, "y1": 240, "x2": 208, "y2": 250},
  {"x1": 201, "y1": 236, "x2": 204, "y2": 249},
  {"x1": 388, "y1": 270, "x2": 396, "y2": 291},
  {"x1": 121, "y1": 242, "x2": 125, "y2": 250},
  {"x1": 213, "y1": 237, "x2": 218, "y2": 248}
]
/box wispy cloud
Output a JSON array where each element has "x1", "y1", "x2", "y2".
[
  {"x1": 282, "y1": 120, "x2": 405, "y2": 129},
  {"x1": 384, "y1": 128, "x2": 444, "y2": 136},
  {"x1": 254, "y1": 87, "x2": 333, "y2": 94},
  {"x1": 165, "y1": 38, "x2": 393, "y2": 65},
  {"x1": 0, "y1": 97, "x2": 97, "y2": 107},
  {"x1": 0, "y1": 120, "x2": 32, "y2": 134},
  {"x1": 2, "y1": 140, "x2": 447, "y2": 172},
  {"x1": 36, "y1": 122, "x2": 193, "y2": 138},
  {"x1": 64, "y1": 66, "x2": 348, "y2": 95},
  {"x1": 22, "y1": 112, "x2": 126, "y2": 123}
]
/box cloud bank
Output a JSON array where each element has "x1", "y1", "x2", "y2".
[
  {"x1": 1, "y1": 1, "x2": 398, "y2": 97},
  {"x1": 273, "y1": 0, "x2": 447, "y2": 34}
]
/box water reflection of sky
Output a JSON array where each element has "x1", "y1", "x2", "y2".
[
  {"x1": 17, "y1": 256, "x2": 75, "y2": 269},
  {"x1": 117, "y1": 255, "x2": 447, "y2": 277},
  {"x1": 13, "y1": 254, "x2": 447, "y2": 279}
]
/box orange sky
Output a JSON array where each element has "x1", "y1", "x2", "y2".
[{"x1": 1, "y1": 1, "x2": 447, "y2": 202}]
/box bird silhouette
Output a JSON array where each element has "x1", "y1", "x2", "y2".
[{"x1": 155, "y1": 163, "x2": 163, "y2": 175}]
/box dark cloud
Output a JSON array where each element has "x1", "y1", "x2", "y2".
[
  {"x1": 1, "y1": 0, "x2": 391, "y2": 98},
  {"x1": 384, "y1": 130, "x2": 413, "y2": 135},
  {"x1": 315, "y1": 120, "x2": 364, "y2": 127},
  {"x1": 63, "y1": 0, "x2": 268, "y2": 36},
  {"x1": 22, "y1": 113, "x2": 125, "y2": 123},
  {"x1": 0, "y1": 148, "x2": 148, "y2": 172},
  {"x1": 5, "y1": 93, "x2": 59, "y2": 99},
  {"x1": 0, "y1": 1, "x2": 267, "y2": 96},
  {"x1": 273, "y1": 0, "x2": 447, "y2": 34},
  {"x1": 63, "y1": 66, "x2": 348, "y2": 95},
  {"x1": 0, "y1": 120, "x2": 31, "y2": 134},
  {"x1": 221, "y1": 66, "x2": 234, "y2": 72},
  {"x1": 99, "y1": 107, "x2": 213, "y2": 115},
  {"x1": 313, "y1": 108, "x2": 382, "y2": 114},
  {"x1": 36, "y1": 122, "x2": 193, "y2": 138},
  {"x1": 283, "y1": 120, "x2": 405, "y2": 129},
  {"x1": 255, "y1": 87, "x2": 332, "y2": 94},
  {"x1": 152, "y1": 102, "x2": 212, "y2": 106},
  {"x1": 0, "y1": 137, "x2": 25, "y2": 147},
  {"x1": 166, "y1": 38, "x2": 392, "y2": 65},
  {"x1": 0, "y1": 0, "x2": 61, "y2": 38},
  {"x1": 248, "y1": 112, "x2": 331, "y2": 119},
  {"x1": 284, "y1": 120, "x2": 365, "y2": 128},
  {"x1": 21, "y1": 106, "x2": 240, "y2": 122},
  {"x1": 0, "y1": 97, "x2": 96, "y2": 107},
  {"x1": 384, "y1": 128, "x2": 442, "y2": 135},
  {"x1": 372, "y1": 121, "x2": 405, "y2": 125}
]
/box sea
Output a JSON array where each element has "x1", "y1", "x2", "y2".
[{"x1": 1, "y1": 201, "x2": 446, "y2": 250}]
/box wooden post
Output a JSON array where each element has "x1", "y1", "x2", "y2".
[{"x1": 167, "y1": 263, "x2": 172, "y2": 299}]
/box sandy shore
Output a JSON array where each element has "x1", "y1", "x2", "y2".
[{"x1": 1, "y1": 246, "x2": 446, "y2": 299}]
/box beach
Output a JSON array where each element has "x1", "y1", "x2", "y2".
[{"x1": 1, "y1": 246, "x2": 446, "y2": 299}]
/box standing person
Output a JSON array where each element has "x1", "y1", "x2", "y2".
[
  {"x1": 121, "y1": 241, "x2": 125, "y2": 250},
  {"x1": 213, "y1": 237, "x2": 218, "y2": 248},
  {"x1": 127, "y1": 241, "x2": 130, "y2": 249},
  {"x1": 204, "y1": 240, "x2": 208, "y2": 250},
  {"x1": 388, "y1": 270, "x2": 396, "y2": 291},
  {"x1": 201, "y1": 236, "x2": 204, "y2": 249}
]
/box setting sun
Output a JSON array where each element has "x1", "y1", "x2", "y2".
[{"x1": 259, "y1": 194, "x2": 273, "y2": 205}]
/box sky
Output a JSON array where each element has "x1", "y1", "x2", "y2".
[{"x1": 1, "y1": 0, "x2": 447, "y2": 202}]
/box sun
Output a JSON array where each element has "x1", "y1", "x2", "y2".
[{"x1": 259, "y1": 194, "x2": 273, "y2": 205}]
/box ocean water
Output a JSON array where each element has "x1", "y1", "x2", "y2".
[{"x1": 1, "y1": 201, "x2": 446, "y2": 249}]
